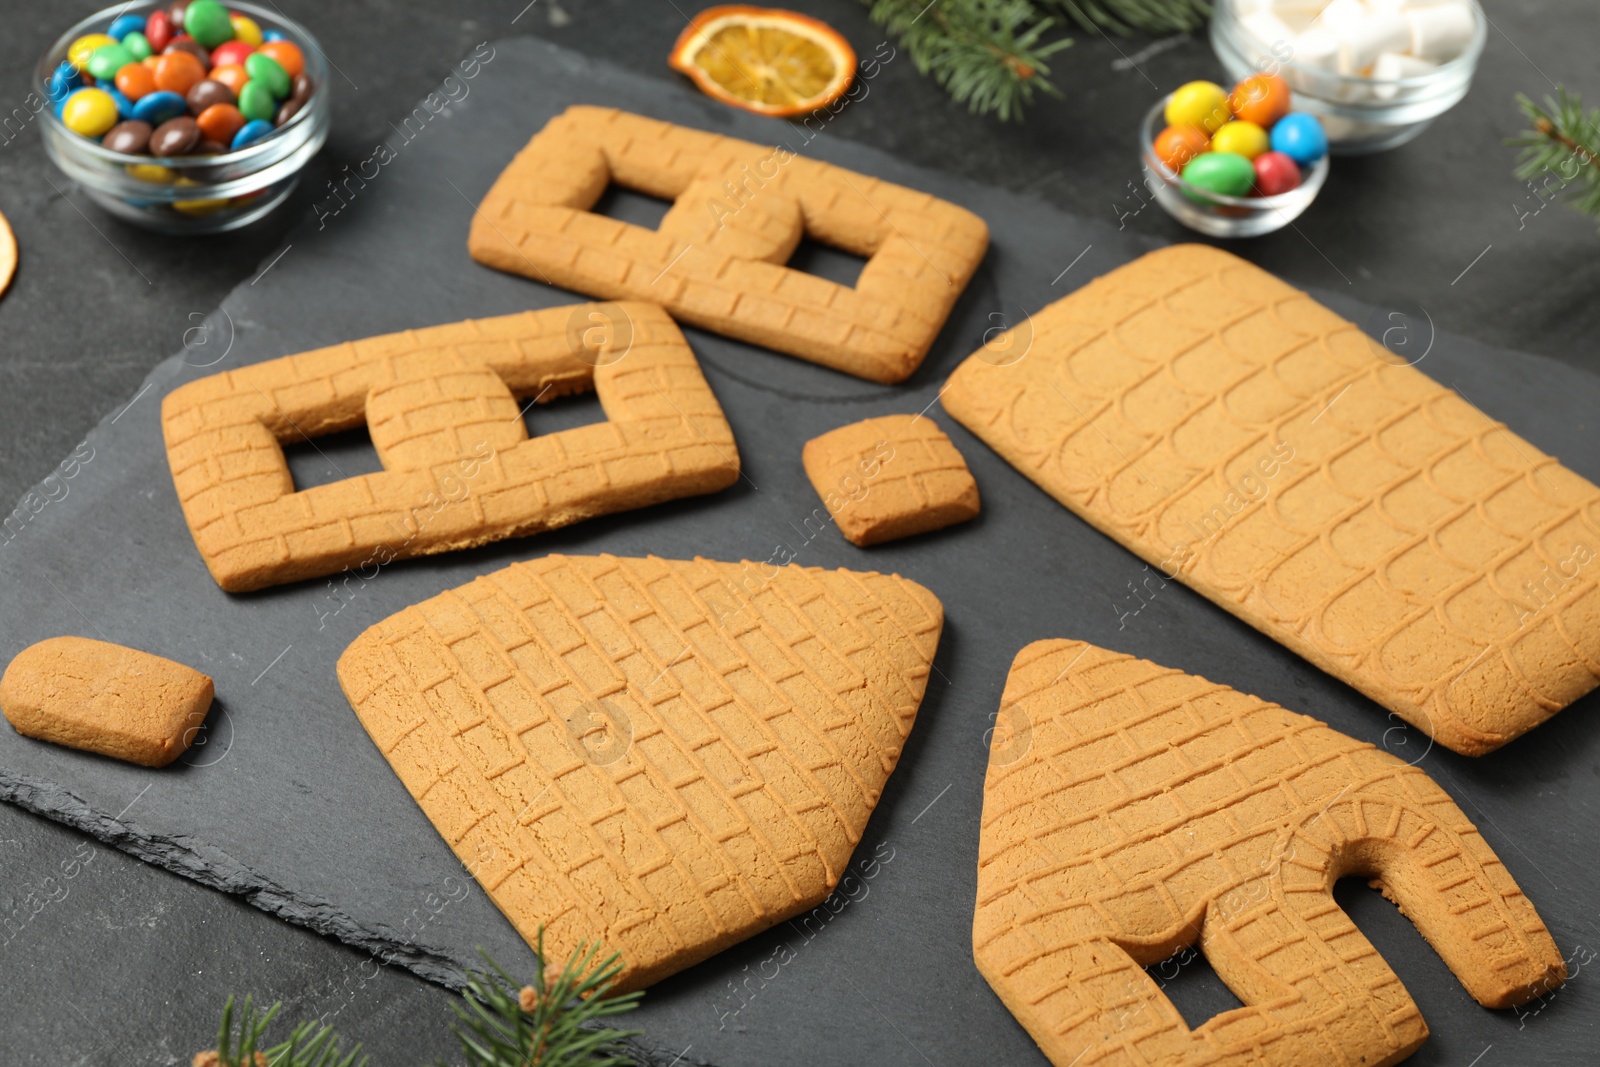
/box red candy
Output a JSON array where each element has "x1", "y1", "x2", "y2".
[
  {"x1": 146, "y1": 9, "x2": 175, "y2": 52},
  {"x1": 1253, "y1": 151, "x2": 1302, "y2": 197},
  {"x1": 210, "y1": 41, "x2": 255, "y2": 68}
]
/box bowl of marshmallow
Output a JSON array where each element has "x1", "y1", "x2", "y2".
[{"x1": 1212, "y1": 0, "x2": 1485, "y2": 153}]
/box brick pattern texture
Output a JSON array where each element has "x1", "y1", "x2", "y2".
[{"x1": 802, "y1": 414, "x2": 980, "y2": 545}]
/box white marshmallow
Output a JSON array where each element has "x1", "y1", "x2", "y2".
[
  {"x1": 1406, "y1": 2, "x2": 1476, "y2": 61},
  {"x1": 1371, "y1": 50, "x2": 1438, "y2": 97},
  {"x1": 1239, "y1": 10, "x2": 1296, "y2": 50},
  {"x1": 1313, "y1": 0, "x2": 1368, "y2": 34},
  {"x1": 1291, "y1": 26, "x2": 1342, "y2": 71},
  {"x1": 1336, "y1": 10, "x2": 1412, "y2": 73}
]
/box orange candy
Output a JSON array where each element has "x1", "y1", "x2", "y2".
[
  {"x1": 210, "y1": 63, "x2": 250, "y2": 95},
  {"x1": 114, "y1": 62, "x2": 157, "y2": 101},
  {"x1": 196, "y1": 103, "x2": 246, "y2": 144},
  {"x1": 154, "y1": 51, "x2": 206, "y2": 94},
  {"x1": 1153, "y1": 125, "x2": 1211, "y2": 173},
  {"x1": 1229, "y1": 73, "x2": 1291, "y2": 129},
  {"x1": 257, "y1": 40, "x2": 304, "y2": 78}
]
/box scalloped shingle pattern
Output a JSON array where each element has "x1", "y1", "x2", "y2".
[
  {"x1": 975, "y1": 639, "x2": 1565, "y2": 1067},
  {"x1": 338, "y1": 553, "x2": 943, "y2": 990},
  {"x1": 467, "y1": 106, "x2": 989, "y2": 384},
  {"x1": 944, "y1": 245, "x2": 1600, "y2": 755},
  {"x1": 162, "y1": 303, "x2": 739, "y2": 593}
]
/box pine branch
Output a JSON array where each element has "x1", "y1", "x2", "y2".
[
  {"x1": 864, "y1": 0, "x2": 1074, "y2": 121},
  {"x1": 1510, "y1": 88, "x2": 1600, "y2": 225},
  {"x1": 444, "y1": 931, "x2": 643, "y2": 1067},
  {"x1": 194, "y1": 995, "x2": 366, "y2": 1067},
  {"x1": 1047, "y1": 0, "x2": 1210, "y2": 36}
]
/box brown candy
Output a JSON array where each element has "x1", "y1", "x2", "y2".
[
  {"x1": 103, "y1": 120, "x2": 153, "y2": 154},
  {"x1": 164, "y1": 37, "x2": 209, "y2": 68},
  {"x1": 274, "y1": 97, "x2": 305, "y2": 127},
  {"x1": 150, "y1": 115, "x2": 201, "y2": 157},
  {"x1": 290, "y1": 72, "x2": 313, "y2": 102},
  {"x1": 194, "y1": 139, "x2": 227, "y2": 155},
  {"x1": 186, "y1": 78, "x2": 234, "y2": 112},
  {"x1": 168, "y1": 1, "x2": 189, "y2": 23}
]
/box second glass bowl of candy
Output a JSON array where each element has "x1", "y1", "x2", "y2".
[
  {"x1": 38, "y1": 1, "x2": 329, "y2": 233},
  {"x1": 1211, "y1": 0, "x2": 1486, "y2": 153},
  {"x1": 1140, "y1": 74, "x2": 1330, "y2": 238}
]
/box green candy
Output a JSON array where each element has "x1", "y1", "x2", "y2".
[
  {"x1": 183, "y1": 0, "x2": 235, "y2": 49},
  {"x1": 1181, "y1": 151, "x2": 1256, "y2": 201},
  {"x1": 122, "y1": 31, "x2": 152, "y2": 61},
  {"x1": 238, "y1": 80, "x2": 277, "y2": 122},
  {"x1": 86, "y1": 43, "x2": 134, "y2": 81},
  {"x1": 244, "y1": 53, "x2": 290, "y2": 99}
]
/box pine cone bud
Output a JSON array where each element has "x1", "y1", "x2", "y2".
[
  {"x1": 518, "y1": 985, "x2": 538, "y2": 1012},
  {"x1": 192, "y1": 1053, "x2": 220, "y2": 1067}
]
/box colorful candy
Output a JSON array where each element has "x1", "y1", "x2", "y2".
[
  {"x1": 1182, "y1": 151, "x2": 1256, "y2": 198},
  {"x1": 54, "y1": 6, "x2": 317, "y2": 160},
  {"x1": 1153, "y1": 124, "x2": 1210, "y2": 173},
  {"x1": 61, "y1": 88, "x2": 119, "y2": 137},
  {"x1": 67, "y1": 34, "x2": 118, "y2": 72},
  {"x1": 1270, "y1": 112, "x2": 1329, "y2": 166},
  {"x1": 130, "y1": 90, "x2": 188, "y2": 125},
  {"x1": 231, "y1": 118, "x2": 274, "y2": 149},
  {"x1": 151, "y1": 115, "x2": 202, "y2": 156},
  {"x1": 245, "y1": 52, "x2": 290, "y2": 98},
  {"x1": 1252, "y1": 152, "x2": 1302, "y2": 197},
  {"x1": 1210, "y1": 120, "x2": 1270, "y2": 160},
  {"x1": 1153, "y1": 70, "x2": 1325, "y2": 203},
  {"x1": 184, "y1": 1, "x2": 236, "y2": 49},
  {"x1": 1165, "y1": 81, "x2": 1231, "y2": 135},
  {"x1": 258, "y1": 40, "x2": 305, "y2": 79},
  {"x1": 103, "y1": 120, "x2": 152, "y2": 153},
  {"x1": 230, "y1": 14, "x2": 264, "y2": 47},
  {"x1": 1228, "y1": 73, "x2": 1290, "y2": 129},
  {"x1": 108, "y1": 14, "x2": 147, "y2": 41}
]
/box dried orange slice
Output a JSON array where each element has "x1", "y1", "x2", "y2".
[{"x1": 669, "y1": 6, "x2": 856, "y2": 118}]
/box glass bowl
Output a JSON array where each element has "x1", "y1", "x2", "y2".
[
  {"x1": 1211, "y1": 0, "x2": 1485, "y2": 154},
  {"x1": 37, "y1": 0, "x2": 330, "y2": 234},
  {"x1": 1139, "y1": 96, "x2": 1328, "y2": 238}
]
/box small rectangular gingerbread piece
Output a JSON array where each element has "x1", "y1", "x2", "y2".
[
  {"x1": 468, "y1": 106, "x2": 989, "y2": 384},
  {"x1": 1, "y1": 636, "x2": 213, "y2": 767},
  {"x1": 944, "y1": 244, "x2": 1600, "y2": 756},
  {"x1": 803, "y1": 414, "x2": 980, "y2": 546}
]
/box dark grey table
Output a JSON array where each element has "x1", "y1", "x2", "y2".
[{"x1": 1, "y1": 2, "x2": 1595, "y2": 1064}]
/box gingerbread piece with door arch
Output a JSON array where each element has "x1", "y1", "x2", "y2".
[{"x1": 467, "y1": 106, "x2": 989, "y2": 384}]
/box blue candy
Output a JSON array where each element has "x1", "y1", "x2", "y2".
[
  {"x1": 46, "y1": 60, "x2": 82, "y2": 104},
  {"x1": 231, "y1": 118, "x2": 275, "y2": 149},
  {"x1": 105, "y1": 86, "x2": 134, "y2": 120},
  {"x1": 130, "y1": 90, "x2": 187, "y2": 125},
  {"x1": 1270, "y1": 112, "x2": 1328, "y2": 166},
  {"x1": 107, "y1": 13, "x2": 147, "y2": 40},
  {"x1": 262, "y1": 29, "x2": 287, "y2": 42}
]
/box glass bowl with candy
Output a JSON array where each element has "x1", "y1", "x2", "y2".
[
  {"x1": 1140, "y1": 73, "x2": 1330, "y2": 239},
  {"x1": 1212, "y1": 0, "x2": 1485, "y2": 154},
  {"x1": 38, "y1": 1, "x2": 329, "y2": 234}
]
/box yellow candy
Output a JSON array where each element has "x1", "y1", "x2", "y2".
[
  {"x1": 1165, "y1": 80, "x2": 1230, "y2": 135},
  {"x1": 67, "y1": 33, "x2": 118, "y2": 72},
  {"x1": 1210, "y1": 120, "x2": 1271, "y2": 160},
  {"x1": 126, "y1": 163, "x2": 178, "y2": 183},
  {"x1": 174, "y1": 195, "x2": 231, "y2": 216},
  {"x1": 230, "y1": 14, "x2": 264, "y2": 46},
  {"x1": 61, "y1": 88, "x2": 118, "y2": 137}
]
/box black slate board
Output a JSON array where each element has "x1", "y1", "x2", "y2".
[{"x1": 2, "y1": 37, "x2": 1596, "y2": 1067}]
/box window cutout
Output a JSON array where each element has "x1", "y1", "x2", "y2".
[
  {"x1": 282, "y1": 426, "x2": 383, "y2": 492},
  {"x1": 522, "y1": 388, "x2": 606, "y2": 439},
  {"x1": 1145, "y1": 946, "x2": 1246, "y2": 1031},
  {"x1": 786, "y1": 236, "x2": 867, "y2": 288},
  {"x1": 591, "y1": 183, "x2": 673, "y2": 231}
]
